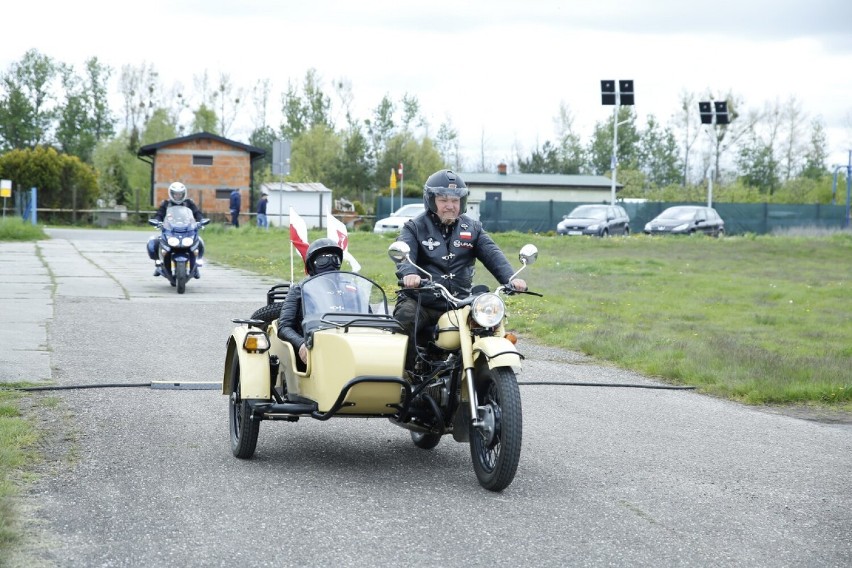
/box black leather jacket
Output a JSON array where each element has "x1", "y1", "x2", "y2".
[
  {"x1": 395, "y1": 211, "x2": 515, "y2": 308},
  {"x1": 277, "y1": 282, "x2": 305, "y2": 352}
]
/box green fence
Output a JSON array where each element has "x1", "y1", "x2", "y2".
[{"x1": 375, "y1": 197, "x2": 849, "y2": 235}]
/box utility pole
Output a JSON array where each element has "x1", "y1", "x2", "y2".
[{"x1": 600, "y1": 80, "x2": 635, "y2": 205}]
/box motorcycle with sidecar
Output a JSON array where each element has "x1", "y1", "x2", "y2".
[{"x1": 222, "y1": 242, "x2": 539, "y2": 491}]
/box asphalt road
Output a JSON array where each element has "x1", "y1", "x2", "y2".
[{"x1": 3, "y1": 228, "x2": 850, "y2": 567}]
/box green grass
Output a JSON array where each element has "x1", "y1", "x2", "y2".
[
  {"x1": 203, "y1": 226, "x2": 852, "y2": 409},
  {"x1": 0, "y1": 387, "x2": 41, "y2": 555},
  {"x1": 0, "y1": 217, "x2": 46, "y2": 241}
]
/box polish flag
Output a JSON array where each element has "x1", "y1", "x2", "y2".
[
  {"x1": 327, "y1": 213, "x2": 361, "y2": 272},
  {"x1": 289, "y1": 207, "x2": 310, "y2": 265}
]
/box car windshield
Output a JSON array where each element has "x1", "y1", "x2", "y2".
[
  {"x1": 657, "y1": 207, "x2": 697, "y2": 221},
  {"x1": 300, "y1": 272, "x2": 390, "y2": 317},
  {"x1": 392, "y1": 204, "x2": 423, "y2": 217},
  {"x1": 163, "y1": 206, "x2": 195, "y2": 230},
  {"x1": 568, "y1": 206, "x2": 607, "y2": 220}
]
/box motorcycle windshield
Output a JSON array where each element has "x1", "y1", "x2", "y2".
[
  {"x1": 163, "y1": 206, "x2": 195, "y2": 231},
  {"x1": 301, "y1": 272, "x2": 389, "y2": 317}
]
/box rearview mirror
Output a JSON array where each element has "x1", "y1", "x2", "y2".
[
  {"x1": 519, "y1": 244, "x2": 538, "y2": 266},
  {"x1": 388, "y1": 241, "x2": 410, "y2": 263}
]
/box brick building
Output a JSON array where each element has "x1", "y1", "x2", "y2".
[{"x1": 137, "y1": 132, "x2": 266, "y2": 222}]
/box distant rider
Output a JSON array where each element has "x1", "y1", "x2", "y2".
[{"x1": 147, "y1": 181, "x2": 206, "y2": 277}]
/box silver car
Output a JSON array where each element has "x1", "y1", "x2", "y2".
[
  {"x1": 556, "y1": 204, "x2": 631, "y2": 237},
  {"x1": 373, "y1": 203, "x2": 425, "y2": 234}
]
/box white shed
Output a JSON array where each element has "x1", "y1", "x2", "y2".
[{"x1": 261, "y1": 182, "x2": 333, "y2": 228}]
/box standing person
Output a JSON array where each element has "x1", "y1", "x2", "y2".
[
  {"x1": 277, "y1": 238, "x2": 344, "y2": 370},
  {"x1": 229, "y1": 188, "x2": 241, "y2": 227},
  {"x1": 256, "y1": 189, "x2": 269, "y2": 229},
  {"x1": 392, "y1": 169, "x2": 527, "y2": 372},
  {"x1": 147, "y1": 182, "x2": 206, "y2": 276}
]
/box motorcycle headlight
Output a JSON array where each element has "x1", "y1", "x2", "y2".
[
  {"x1": 242, "y1": 331, "x2": 270, "y2": 353},
  {"x1": 471, "y1": 293, "x2": 505, "y2": 328},
  {"x1": 181, "y1": 236, "x2": 194, "y2": 247}
]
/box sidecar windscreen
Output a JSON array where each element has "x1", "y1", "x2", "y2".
[{"x1": 300, "y1": 272, "x2": 388, "y2": 317}]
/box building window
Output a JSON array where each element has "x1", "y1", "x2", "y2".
[
  {"x1": 193, "y1": 155, "x2": 213, "y2": 166},
  {"x1": 215, "y1": 189, "x2": 232, "y2": 200}
]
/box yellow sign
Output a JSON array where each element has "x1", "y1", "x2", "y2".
[
  {"x1": 389, "y1": 168, "x2": 397, "y2": 190},
  {"x1": 0, "y1": 179, "x2": 11, "y2": 198}
]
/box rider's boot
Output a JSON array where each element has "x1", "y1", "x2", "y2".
[
  {"x1": 153, "y1": 260, "x2": 163, "y2": 276},
  {"x1": 193, "y1": 258, "x2": 203, "y2": 279}
]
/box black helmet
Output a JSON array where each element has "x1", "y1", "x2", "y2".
[
  {"x1": 305, "y1": 238, "x2": 343, "y2": 276},
  {"x1": 423, "y1": 169, "x2": 468, "y2": 215}
]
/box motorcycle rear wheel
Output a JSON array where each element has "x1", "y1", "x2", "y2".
[
  {"x1": 228, "y1": 354, "x2": 260, "y2": 458},
  {"x1": 470, "y1": 366, "x2": 522, "y2": 492},
  {"x1": 175, "y1": 262, "x2": 188, "y2": 294}
]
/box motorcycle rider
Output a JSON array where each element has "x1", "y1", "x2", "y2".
[
  {"x1": 277, "y1": 238, "x2": 344, "y2": 370},
  {"x1": 147, "y1": 181, "x2": 206, "y2": 277},
  {"x1": 393, "y1": 169, "x2": 527, "y2": 372}
]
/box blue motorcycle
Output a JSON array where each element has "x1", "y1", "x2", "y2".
[{"x1": 148, "y1": 205, "x2": 210, "y2": 294}]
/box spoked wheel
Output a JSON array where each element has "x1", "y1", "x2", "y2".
[
  {"x1": 175, "y1": 262, "x2": 188, "y2": 294},
  {"x1": 410, "y1": 430, "x2": 441, "y2": 450},
  {"x1": 469, "y1": 366, "x2": 522, "y2": 492},
  {"x1": 228, "y1": 353, "x2": 259, "y2": 458}
]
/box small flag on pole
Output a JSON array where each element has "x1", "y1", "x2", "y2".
[
  {"x1": 289, "y1": 207, "x2": 310, "y2": 274},
  {"x1": 327, "y1": 212, "x2": 361, "y2": 272}
]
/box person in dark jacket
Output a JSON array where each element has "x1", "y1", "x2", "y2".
[
  {"x1": 393, "y1": 169, "x2": 526, "y2": 372},
  {"x1": 229, "y1": 188, "x2": 241, "y2": 227},
  {"x1": 256, "y1": 189, "x2": 269, "y2": 229},
  {"x1": 277, "y1": 238, "x2": 344, "y2": 369},
  {"x1": 147, "y1": 182, "x2": 206, "y2": 276}
]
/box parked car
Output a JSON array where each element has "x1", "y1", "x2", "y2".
[
  {"x1": 556, "y1": 204, "x2": 631, "y2": 237},
  {"x1": 373, "y1": 203, "x2": 425, "y2": 234},
  {"x1": 643, "y1": 206, "x2": 725, "y2": 237}
]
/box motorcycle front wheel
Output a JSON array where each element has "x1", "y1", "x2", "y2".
[
  {"x1": 228, "y1": 354, "x2": 259, "y2": 458},
  {"x1": 469, "y1": 366, "x2": 522, "y2": 492},
  {"x1": 175, "y1": 261, "x2": 188, "y2": 294}
]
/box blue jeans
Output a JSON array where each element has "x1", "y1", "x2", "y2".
[{"x1": 257, "y1": 213, "x2": 268, "y2": 229}]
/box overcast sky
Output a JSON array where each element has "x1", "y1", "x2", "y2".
[{"x1": 5, "y1": 0, "x2": 852, "y2": 170}]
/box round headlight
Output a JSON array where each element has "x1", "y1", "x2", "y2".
[
  {"x1": 181, "y1": 236, "x2": 194, "y2": 247},
  {"x1": 167, "y1": 236, "x2": 180, "y2": 247},
  {"x1": 471, "y1": 293, "x2": 505, "y2": 328}
]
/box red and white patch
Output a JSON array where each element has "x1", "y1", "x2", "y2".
[{"x1": 459, "y1": 231, "x2": 472, "y2": 240}]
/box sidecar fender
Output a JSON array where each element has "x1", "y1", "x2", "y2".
[
  {"x1": 472, "y1": 336, "x2": 522, "y2": 371},
  {"x1": 223, "y1": 327, "x2": 271, "y2": 399}
]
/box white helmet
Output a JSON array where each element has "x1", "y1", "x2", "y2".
[{"x1": 168, "y1": 182, "x2": 187, "y2": 204}]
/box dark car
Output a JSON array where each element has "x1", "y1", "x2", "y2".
[
  {"x1": 643, "y1": 206, "x2": 725, "y2": 237},
  {"x1": 556, "y1": 204, "x2": 631, "y2": 237}
]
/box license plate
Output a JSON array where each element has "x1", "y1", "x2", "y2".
[{"x1": 568, "y1": 231, "x2": 582, "y2": 236}]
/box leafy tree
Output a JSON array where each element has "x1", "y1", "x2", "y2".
[
  {"x1": 586, "y1": 106, "x2": 639, "y2": 175},
  {"x1": 638, "y1": 114, "x2": 682, "y2": 188},
  {"x1": 0, "y1": 49, "x2": 59, "y2": 150},
  {"x1": 280, "y1": 69, "x2": 333, "y2": 141},
  {"x1": 435, "y1": 118, "x2": 460, "y2": 170},
  {"x1": 191, "y1": 103, "x2": 218, "y2": 134},
  {"x1": 736, "y1": 129, "x2": 780, "y2": 195},
  {"x1": 0, "y1": 145, "x2": 97, "y2": 210},
  {"x1": 801, "y1": 118, "x2": 829, "y2": 180},
  {"x1": 331, "y1": 122, "x2": 373, "y2": 199},
  {"x1": 140, "y1": 108, "x2": 179, "y2": 146},
  {"x1": 118, "y1": 62, "x2": 161, "y2": 151},
  {"x1": 288, "y1": 124, "x2": 342, "y2": 183}
]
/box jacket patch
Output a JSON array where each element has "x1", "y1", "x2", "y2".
[
  {"x1": 421, "y1": 237, "x2": 441, "y2": 251},
  {"x1": 460, "y1": 231, "x2": 472, "y2": 240},
  {"x1": 453, "y1": 240, "x2": 473, "y2": 248}
]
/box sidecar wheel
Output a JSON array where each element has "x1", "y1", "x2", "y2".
[
  {"x1": 470, "y1": 366, "x2": 522, "y2": 492},
  {"x1": 175, "y1": 262, "x2": 187, "y2": 294},
  {"x1": 410, "y1": 430, "x2": 441, "y2": 450},
  {"x1": 228, "y1": 354, "x2": 259, "y2": 459},
  {"x1": 250, "y1": 303, "x2": 283, "y2": 324}
]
